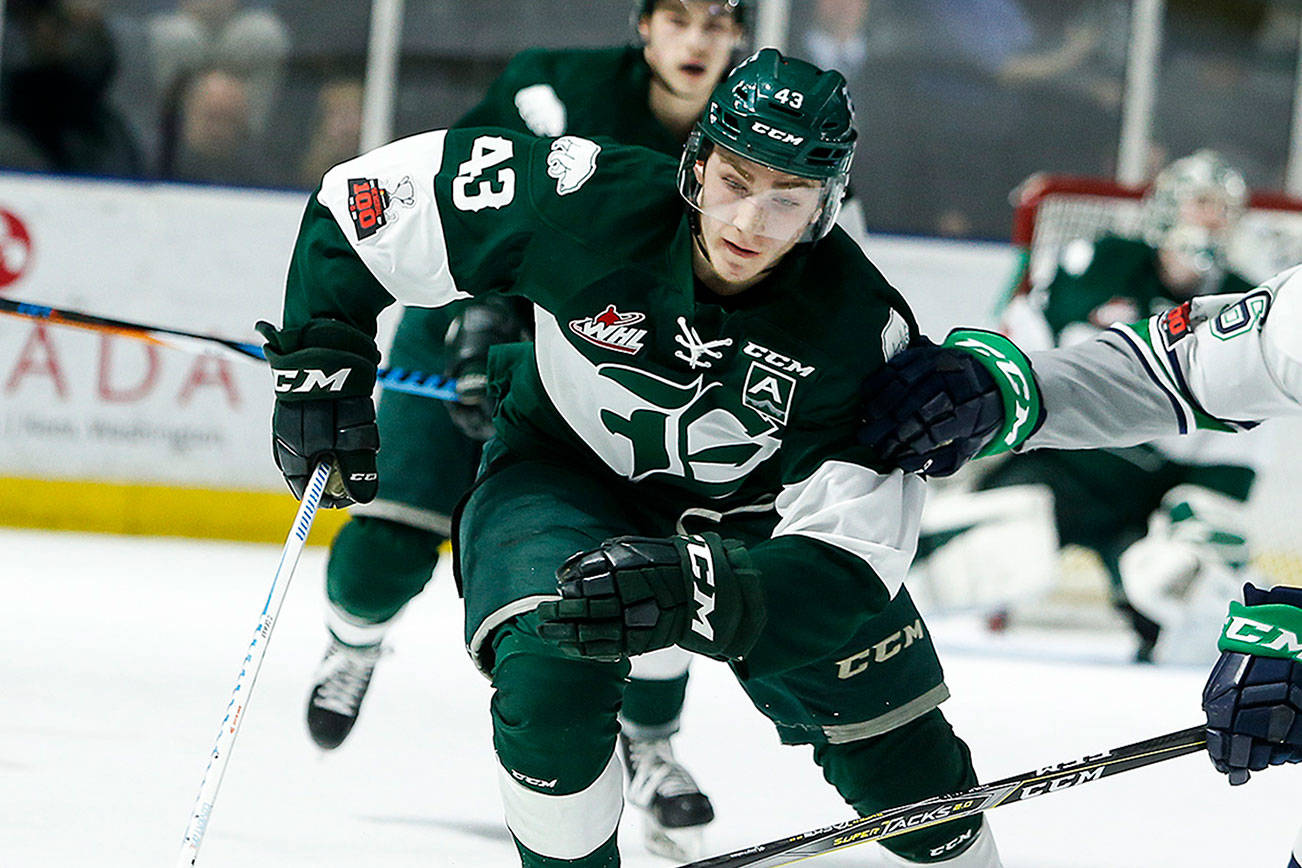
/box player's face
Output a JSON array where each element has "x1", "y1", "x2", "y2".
[
  {"x1": 640, "y1": 1, "x2": 742, "y2": 102},
  {"x1": 692, "y1": 148, "x2": 823, "y2": 291},
  {"x1": 1160, "y1": 189, "x2": 1236, "y2": 293}
]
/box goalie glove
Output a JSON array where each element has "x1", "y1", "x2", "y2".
[
  {"x1": 1120, "y1": 484, "x2": 1251, "y2": 635},
  {"x1": 256, "y1": 318, "x2": 380, "y2": 508},
  {"x1": 1203, "y1": 583, "x2": 1302, "y2": 785},
  {"x1": 535, "y1": 532, "x2": 765, "y2": 663},
  {"x1": 857, "y1": 330, "x2": 1040, "y2": 477}
]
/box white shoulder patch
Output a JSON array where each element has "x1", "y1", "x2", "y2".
[
  {"x1": 1060, "y1": 238, "x2": 1096, "y2": 277},
  {"x1": 317, "y1": 130, "x2": 467, "y2": 308},
  {"x1": 546, "y1": 136, "x2": 600, "y2": 196},
  {"x1": 881, "y1": 308, "x2": 910, "y2": 360},
  {"x1": 514, "y1": 84, "x2": 567, "y2": 137}
]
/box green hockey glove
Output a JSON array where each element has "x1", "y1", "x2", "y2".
[
  {"x1": 256, "y1": 318, "x2": 381, "y2": 508},
  {"x1": 535, "y1": 532, "x2": 765, "y2": 663}
]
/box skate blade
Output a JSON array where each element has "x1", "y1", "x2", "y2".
[{"x1": 641, "y1": 822, "x2": 705, "y2": 862}]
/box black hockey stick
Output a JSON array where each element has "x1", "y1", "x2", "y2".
[
  {"x1": 0, "y1": 296, "x2": 459, "y2": 402},
  {"x1": 679, "y1": 724, "x2": 1207, "y2": 868}
]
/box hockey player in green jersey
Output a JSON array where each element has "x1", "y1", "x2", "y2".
[
  {"x1": 307, "y1": 2, "x2": 743, "y2": 855},
  {"x1": 262, "y1": 49, "x2": 1007, "y2": 867},
  {"x1": 910, "y1": 150, "x2": 1262, "y2": 663}
]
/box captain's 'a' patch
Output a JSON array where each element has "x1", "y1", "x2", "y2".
[{"x1": 743, "y1": 361, "x2": 797, "y2": 424}]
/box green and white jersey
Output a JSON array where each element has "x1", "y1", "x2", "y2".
[
  {"x1": 457, "y1": 45, "x2": 683, "y2": 156},
  {"x1": 285, "y1": 127, "x2": 924, "y2": 597}
]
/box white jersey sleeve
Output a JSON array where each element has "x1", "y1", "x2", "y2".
[{"x1": 1023, "y1": 264, "x2": 1302, "y2": 451}]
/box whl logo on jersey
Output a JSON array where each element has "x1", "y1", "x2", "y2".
[{"x1": 569, "y1": 304, "x2": 648, "y2": 355}]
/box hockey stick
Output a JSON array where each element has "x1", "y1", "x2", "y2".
[
  {"x1": 0, "y1": 297, "x2": 459, "y2": 402},
  {"x1": 175, "y1": 462, "x2": 331, "y2": 867},
  {"x1": 679, "y1": 724, "x2": 1207, "y2": 868}
]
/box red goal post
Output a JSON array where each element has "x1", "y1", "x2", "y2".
[{"x1": 1005, "y1": 172, "x2": 1302, "y2": 594}]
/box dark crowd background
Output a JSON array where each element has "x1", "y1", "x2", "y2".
[{"x1": 1, "y1": 0, "x2": 1296, "y2": 241}]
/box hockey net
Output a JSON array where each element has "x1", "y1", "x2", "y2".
[{"x1": 1004, "y1": 174, "x2": 1302, "y2": 626}]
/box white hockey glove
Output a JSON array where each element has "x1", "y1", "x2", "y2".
[{"x1": 1120, "y1": 484, "x2": 1251, "y2": 663}]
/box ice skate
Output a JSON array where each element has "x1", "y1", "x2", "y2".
[
  {"x1": 305, "y1": 636, "x2": 383, "y2": 750},
  {"x1": 620, "y1": 732, "x2": 714, "y2": 861}
]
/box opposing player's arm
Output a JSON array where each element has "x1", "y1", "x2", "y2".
[
  {"x1": 859, "y1": 265, "x2": 1302, "y2": 472},
  {"x1": 1025, "y1": 264, "x2": 1302, "y2": 450}
]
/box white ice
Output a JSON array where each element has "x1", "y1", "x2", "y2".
[{"x1": 3, "y1": 527, "x2": 1298, "y2": 868}]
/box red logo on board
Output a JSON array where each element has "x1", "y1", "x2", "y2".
[{"x1": 0, "y1": 209, "x2": 32, "y2": 291}]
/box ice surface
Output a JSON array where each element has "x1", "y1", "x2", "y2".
[{"x1": 3, "y1": 527, "x2": 1297, "y2": 867}]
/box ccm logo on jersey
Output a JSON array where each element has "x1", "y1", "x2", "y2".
[
  {"x1": 834, "y1": 619, "x2": 926, "y2": 679},
  {"x1": 273, "y1": 368, "x2": 352, "y2": 393},
  {"x1": 568, "y1": 304, "x2": 648, "y2": 355},
  {"x1": 750, "y1": 121, "x2": 804, "y2": 146},
  {"x1": 685, "y1": 536, "x2": 717, "y2": 642},
  {"x1": 509, "y1": 768, "x2": 558, "y2": 789},
  {"x1": 742, "y1": 342, "x2": 816, "y2": 377}
]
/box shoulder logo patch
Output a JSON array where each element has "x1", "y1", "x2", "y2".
[
  {"x1": 569, "y1": 304, "x2": 648, "y2": 355},
  {"x1": 346, "y1": 176, "x2": 415, "y2": 240},
  {"x1": 547, "y1": 136, "x2": 600, "y2": 196}
]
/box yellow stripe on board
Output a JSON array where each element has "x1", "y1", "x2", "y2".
[{"x1": 0, "y1": 476, "x2": 351, "y2": 544}]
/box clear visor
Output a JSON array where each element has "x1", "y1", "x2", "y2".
[{"x1": 678, "y1": 137, "x2": 843, "y2": 243}]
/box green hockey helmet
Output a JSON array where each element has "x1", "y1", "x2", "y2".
[{"x1": 678, "y1": 48, "x2": 856, "y2": 241}]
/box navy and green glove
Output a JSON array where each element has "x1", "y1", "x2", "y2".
[
  {"x1": 858, "y1": 329, "x2": 1042, "y2": 477},
  {"x1": 256, "y1": 318, "x2": 380, "y2": 508},
  {"x1": 1203, "y1": 582, "x2": 1302, "y2": 785},
  {"x1": 535, "y1": 532, "x2": 765, "y2": 663}
]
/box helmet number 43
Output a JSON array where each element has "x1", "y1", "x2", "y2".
[{"x1": 773, "y1": 88, "x2": 803, "y2": 108}]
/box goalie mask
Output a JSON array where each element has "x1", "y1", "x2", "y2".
[
  {"x1": 1142, "y1": 150, "x2": 1248, "y2": 294},
  {"x1": 677, "y1": 48, "x2": 856, "y2": 243}
]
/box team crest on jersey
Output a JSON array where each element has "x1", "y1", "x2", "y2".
[
  {"x1": 742, "y1": 361, "x2": 797, "y2": 424},
  {"x1": 547, "y1": 136, "x2": 600, "y2": 195},
  {"x1": 569, "y1": 304, "x2": 648, "y2": 355},
  {"x1": 346, "y1": 176, "x2": 415, "y2": 240}
]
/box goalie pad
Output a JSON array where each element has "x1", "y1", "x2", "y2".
[
  {"x1": 1119, "y1": 484, "x2": 1251, "y2": 665},
  {"x1": 909, "y1": 485, "x2": 1057, "y2": 614}
]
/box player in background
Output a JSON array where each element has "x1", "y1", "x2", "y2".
[
  {"x1": 304, "y1": 0, "x2": 744, "y2": 857},
  {"x1": 265, "y1": 50, "x2": 1009, "y2": 868},
  {"x1": 909, "y1": 150, "x2": 1264, "y2": 663}
]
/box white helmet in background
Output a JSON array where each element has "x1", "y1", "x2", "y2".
[{"x1": 1142, "y1": 150, "x2": 1248, "y2": 295}]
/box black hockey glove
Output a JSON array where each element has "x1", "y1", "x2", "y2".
[
  {"x1": 858, "y1": 329, "x2": 1041, "y2": 477},
  {"x1": 443, "y1": 297, "x2": 532, "y2": 441},
  {"x1": 535, "y1": 532, "x2": 765, "y2": 663},
  {"x1": 256, "y1": 318, "x2": 381, "y2": 508},
  {"x1": 1203, "y1": 582, "x2": 1302, "y2": 785}
]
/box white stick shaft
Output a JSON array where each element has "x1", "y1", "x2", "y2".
[{"x1": 175, "y1": 463, "x2": 332, "y2": 867}]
